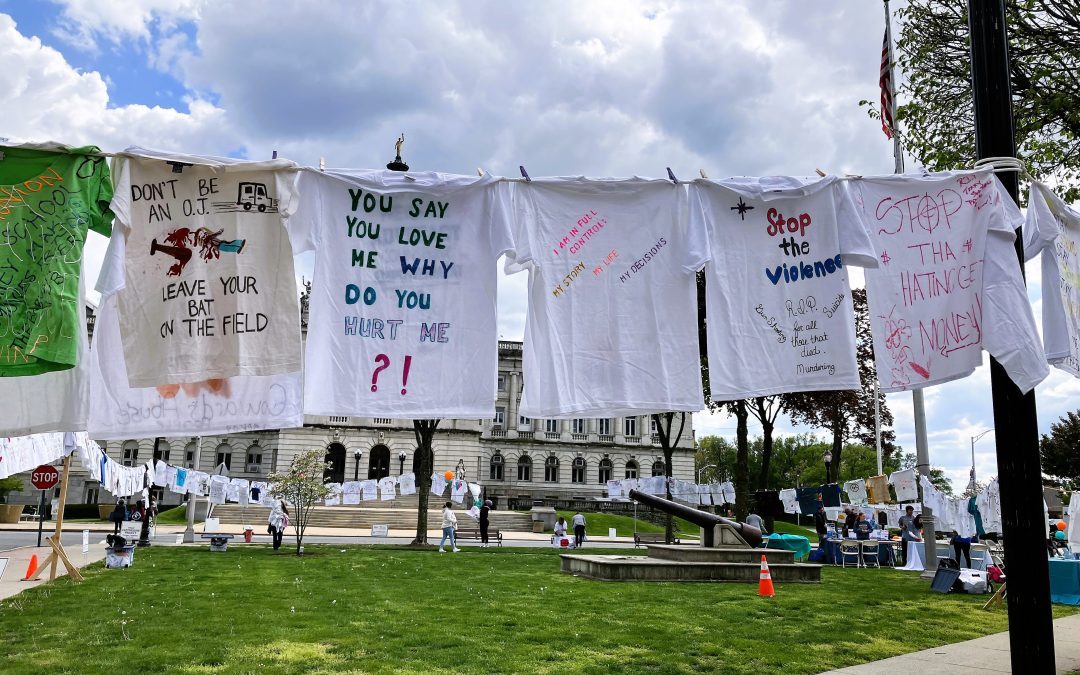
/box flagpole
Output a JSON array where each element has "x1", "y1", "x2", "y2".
[{"x1": 882, "y1": 0, "x2": 937, "y2": 576}]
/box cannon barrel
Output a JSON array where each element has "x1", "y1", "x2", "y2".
[{"x1": 627, "y1": 489, "x2": 762, "y2": 548}]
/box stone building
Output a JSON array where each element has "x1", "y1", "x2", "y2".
[{"x1": 12, "y1": 294, "x2": 698, "y2": 510}]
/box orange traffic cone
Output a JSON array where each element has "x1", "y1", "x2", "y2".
[
  {"x1": 21, "y1": 554, "x2": 38, "y2": 581},
  {"x1": 758, "y1": 554, "x2": 775, "y2": 597}
]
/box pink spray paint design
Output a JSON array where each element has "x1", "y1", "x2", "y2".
[
  {"x1": 401, "y1": 355, "x2": 412, "y2": 395},
  {"x1": 371, "y1": 354, "x2": 390, "y2": 392}
]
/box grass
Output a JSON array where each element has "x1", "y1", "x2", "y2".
[
  {"x1": 1, "y1": 544, "x2": 1074, "y2": 674},
  {"x1": 155, "y1": 506, "x2": 195, "y2": 525},
  {"x1": 555, "y1": 510, "x2": 700, "y2": 538}
]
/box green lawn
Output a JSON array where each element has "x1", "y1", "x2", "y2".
[
  {"x1": 555, "y1": 510, "x2": 700, "y2": 538},
  {"x1": 1, "y1": 544, "x2": 1073, "y2": 674},
  {"x1": 155, "y1": 505, "x2": 194, "y2": 525}
]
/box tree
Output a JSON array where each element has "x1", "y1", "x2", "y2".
[
  {"x1": 784, "y1": 289, "x2": 896, "y2": 474},
  {"x1": 0, "y1": 476, "x2": 23, "y2": 503},
  {"x1": 411, "y1": 420, "x2": 440, "y2": 545},
  {"x1": 732, "y1": 400, "x2": 750, "y2": 522},
  {"x1": 654, "y1": 412, "x2": 688, "y2": 544},
  {"x1": 887, "y1": 1, "x2": 1080, "y2": 201},
  {"x1": 1041, "y1": 410, "x2": 1080, "y2": 487},
  {"x1": 696, "y1": 435, "x2": 738, "y2": 485},
  {"x1": 749, "y1": 395, "x2": 787, "y2": 490},
  {"x1": 269, "y1": 449, "x2": 333, "y2": 555}
]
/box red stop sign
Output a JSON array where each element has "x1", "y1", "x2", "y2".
[{"x1": 30, "y1": 465, "x2": 60, "y2": 490}]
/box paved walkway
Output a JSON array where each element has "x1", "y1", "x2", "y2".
[
  {"x1": 0, "y1": 540, "x2": 108, "y2": 601},
  {"x1": 822, "y1": 612, "x2": 1080, "y2": 674}
]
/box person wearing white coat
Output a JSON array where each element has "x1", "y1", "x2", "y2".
[{"x1": 439, "y1": 502, "x2": 460, "y2": 553}]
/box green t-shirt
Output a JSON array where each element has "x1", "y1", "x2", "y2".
[{"x1": 0, "y1": 146, "x2": 113, "y2": 375}]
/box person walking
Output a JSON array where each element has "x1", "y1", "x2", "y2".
[
  {"x1": 439, "y1": 501, "x2": 460, "y2": 553},
  {"x1": 109, "y1": 499, "x2": 127, "y2": 535},
  {"x1": 746, "y1": 511, "x2": 767, "y2": 535},
  {"x1": 479, "y1": 500, "x2": 492, "y2": 547},
  {"x1": 268, "y1": 499, "x2": 289, "y2": 550},
  {"x1": 572, "y1": 511, "x2": 587, "y2": 548}
]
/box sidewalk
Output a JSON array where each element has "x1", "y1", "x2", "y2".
[
  {"x1": 0, "y1": 542, "x2": 108, "y2": 601},
  {"x1": 821, "y1": 613, "x2": 1080, "y2": 674}
]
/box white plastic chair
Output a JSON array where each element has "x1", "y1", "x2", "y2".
[{"x1": 839, "y1": 540, "x2": 862, "y2": 568}]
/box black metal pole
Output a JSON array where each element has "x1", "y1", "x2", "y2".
[
  {"x1": 36, "y1": 489, "x2": 46, "y2": 547},
  {"x1": 967, "y1": 0, "x2": 1054, "y2": 669}
]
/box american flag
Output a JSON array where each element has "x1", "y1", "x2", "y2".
[{"x1": 879, "y1": 29, "x2": 895, "y2": 139}]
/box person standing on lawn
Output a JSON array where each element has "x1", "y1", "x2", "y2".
[
  {"x1": 854, "y1": 513, "x2": 873, "y2": 540},
  {"x1": 572, "y1": 511, "x2": 587, "y2": 548},
  {"x1": 110, "y1": 499, "x2": 127, "y2": 535},
  {"x1": 439, "y1": 501, "x2": 460, "y2": 553},
  {"x1": 746, "y1": 511, "x2": 767, "y2": 535},
  {"x1": 479, "y1": 500, "x2": 492, "y2": 547},
  {"x1": 814, "y1": 504, "x2": 829, "y2": 547},
  {"x1": 268, "y1": 499, "x2": 289, "y2": 550},
  {"x1": 899, "y1": 505, "x2": 920, "y2": 566}
]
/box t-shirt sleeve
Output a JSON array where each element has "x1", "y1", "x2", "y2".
[
  {"x1": 90, "y1": 155, "x2": 114, "y2": 237},
  {"x1": 835, "y1": 182, "x2": 878, "y2": 268},
  {"x1": 275, "y1": 168, "x2": 302, "y2": 220},
  {"x1": 682, "y1": 184, "x2": 711, "y2": 273},
  {"x1": 981, "y1": 229, "x2": 1049, "y2": 394},
  {"x1": 283, "y1": 169, "x2": 322, "y2": 254},
  {"x1": 1022, "y1": 181, "x2": 1059, "y2": 261},
  {"x1": 487, "y1": 181, "x2": 515, "y2": 260},
  {"x1": 503, "y1": 182, "x2": 535, "y2": 274},
  {"x1": 95, "y1": 219, "x2": 127, "y2": 296}
]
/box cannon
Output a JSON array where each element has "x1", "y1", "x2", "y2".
[{"x1": 627, "y1": 489, "x2": 762, "y2": 548}]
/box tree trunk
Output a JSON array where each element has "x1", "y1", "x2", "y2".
[
  {"x1": 412, "y1": 420, "x2": 439, "y2": 545},
  {"x1": 653, "y1": 412, "x2": 680, "y2": 545},
  {"x1": 734, "y1": 400, "x2": 750, "y2": 523},
  {"x1": 830, "y1": 415, "x2": 843, "y2": 482},
  {"x1": 758, "y1": 408, "x2": 775, "y2": 531}
]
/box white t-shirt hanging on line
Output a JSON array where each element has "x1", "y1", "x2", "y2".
[
  {"x1": 851, "y1": 170, "x2": 1047, "y2": 393},
  {"x1": 287, "y1": 170, "x2": 513, "y2": 418},
  {"x1": 507, "y1": 177, "x2": 706, "y2": 417},
  {"x1": 690, "y1": 176, "x2": 878, "y2": 399},
  {"x1": 1024, "y1": 181, "x2": 1080, "y2": 378},
  {"x1": 106, "y1": 148, "x2": 302, "y2": 386}
]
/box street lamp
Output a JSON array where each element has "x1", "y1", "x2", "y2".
[
  {"x1": 398, "y1": 450, "x2": 407, "y2": 475},
  {"x1": 823, "y1": 450, "x2": 833, "y2": 484},
  {"x1": 353, "y1": 449, "x2": 363, "y2": 481},
  {"x1": 970, "y1": 429, "x2": 994, "y2": 492},
  {"x1": 697, "y1": 464, "x2": 716, "y2": 484}
]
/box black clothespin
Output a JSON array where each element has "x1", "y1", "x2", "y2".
[
  {"x1": 519, "y1": 165, "x2": 531, "y2": 182},
  {"x1": 272, "y1": 150, "x2": 278, "y2": 159},
  {"x1": 666, "y1": 167, "x2": 678, "y2": 184},
  {"x1": 166, "y1": 161, "x2": 191, "y2": 174}
]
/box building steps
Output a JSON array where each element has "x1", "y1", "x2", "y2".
[
  {"x1": 560, "y1": 544, "x2": 822, "y2": 583},
  {"x1": 211, "y1": 504, "x2": 533, "y2": 531}
]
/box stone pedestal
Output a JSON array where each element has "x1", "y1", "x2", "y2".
[{"x1": 530, "y1": 506, "x2": 557, "y2": 530}]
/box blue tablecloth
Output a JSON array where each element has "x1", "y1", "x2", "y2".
[
  {"x1": 822, "y1": 538, "x2": 897, "y2": 566},
  {"x1": 1049, "y1": 559, "x2": 1080, "y2": 605},
  {"x1": 761, "y1": 534, "x2": 811, "y2": 560}
]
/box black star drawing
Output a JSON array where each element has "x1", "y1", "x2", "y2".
[{"x1": 730, "y1": 197, "x2": 754, "y2": 220}]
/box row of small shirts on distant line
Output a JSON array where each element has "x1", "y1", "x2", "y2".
[{"x1": 1, "y1": 142, "x2": 1076, "y2": 441}]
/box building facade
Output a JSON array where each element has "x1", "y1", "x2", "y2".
[{"x1": 11, "y1": 299, "x2": 697, "y2": 509}]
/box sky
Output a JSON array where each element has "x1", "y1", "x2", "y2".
[{"x1": 1, "y1": 0, "x2": 1077, "y2": 493}]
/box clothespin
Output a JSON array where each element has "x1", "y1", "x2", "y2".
[
  {"x1": 166, "y1": 161, "x2": 191, "y2": 174},
  {"x1": 271, "y1": 150, "x2": 278, "y2": 159},
  {"x1": 319, "y1": 157, "x2": 326, "y2": 171},
  {"x1": 815, "y1": 168, "x2": 827, "y2": 177},
  {"x1": 519, "y1": 165, "x2": 531, "y2": 182},
  {"x1": 477, "y1": 168, "x2": 484, "y2": 176},
  {"x1": 666, "y1": 167, "x2": 678, "y2": 184},
  {"x1": 699, "y1": 169, "x2": 708, "y2": 179}
]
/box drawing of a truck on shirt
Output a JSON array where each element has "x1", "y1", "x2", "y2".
[{"x1": 236, "y1": 182, "x2": 276, "y2": 212}]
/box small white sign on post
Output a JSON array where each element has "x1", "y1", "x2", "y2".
[
  {"x1": 119, "y1": 522, "x2": 141, "y2": 539},
  {"x1": 82, "y1": 530, "x2": 89, "y2": 554},
  {"x1": 608, "y1": 527, "x2": 617, "y2": 539},
  {"x1": 175, "y1": 534, "x2": 184, "y2": 545},
  {"x1": 203, "y1": 517, "x2": 220, "y2": 534},
  {"x1": 371, "y1": 524, "x2": 389, "y2": 537}
]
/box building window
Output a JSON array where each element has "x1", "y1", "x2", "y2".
[
  {"x1": 624, "y1": 417, "x2": 637, "y2": 437},
  {"x1": 598, "y1": 458, "x2": 612, "y2": 484},
  {"x1": 625, "y1": 460, "x2": 639, "y2": 479},
  {"x1": 572, "y1": 418, "x2": 586, "y2": 434},
  {"x1": 572, "y1": 457, "x2": 586, "y2": 483},
  {"x1": 374, "y1": 418, "x2": 392, "y2": 425},
  {"x1": 652, "y1": 460, "x2": 666, "y2": 477},
  {"x1": 518, "y1": 415, "x2": 532, "y2": 430},
  {"x1": 152, "y1": 440, "x2": 170, "y2": 463},
  {"x1": 215, "y1": 443, "x2": 232, "y2": 471},
  {"x1": 122, "y1": 440, "x2": 139, "y2": 467},
  {"x1": 490, "y1": 453, "x2": 504, "y2": 481},
  {"x1": 184, "y1": 441, "x2": 196, "y2": 469},
  {"x1": 650, "y1": 417, "x2": 658, "y2": 435},
  {"x1": 494, "y1": 407, "x2": 505, "y2": 428},
  {"x1": 246, "y1": 446, "x2": 263, "y2": 472},
  {"x1": 84, "y1": 486, "x2": 99, "y2": 504},
  {"x1": 517, "y1": 456, "x2": 532, "y2": 482},
  {"x1": 545, "y1": 456, "x2": 559, "y2": 482},
  {"x1": 497, "y1": 374, "x2": 506, "y2": 391},
  {"x1": 597, "y1": 418, "x2": 611, "y2": 436},
  {"x1": 545, "y1": 419, "x2": 559, "y2": 434}
]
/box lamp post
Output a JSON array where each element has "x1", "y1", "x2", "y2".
[
  {"x1": 353, "y1": 449, "x2": 363, "y2": 482},
  {"x1": 398, "y1": 450, "x2": 407, "y2": 475},
  {"x1": 970, "y1": 429, "x2": 995, "y2": 493},
  {"x1": 697, "y1": 464, "x2": 716, "y2": 484},
  {"x1": 823, "y1": 450, "x2": 833, "y2": 484}
]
